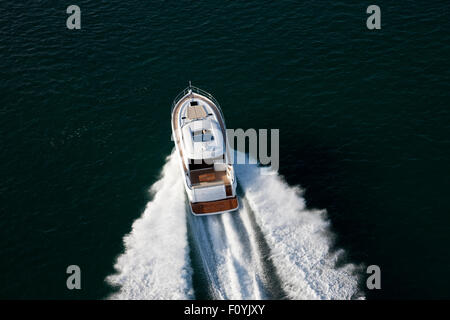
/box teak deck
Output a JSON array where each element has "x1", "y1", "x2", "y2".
[
  {"x1": 190, "y1": 168, "x2": 229, "y2": 186},
  {"x1": 190, "y1": 197, "x2": 239, "y2": 215}
]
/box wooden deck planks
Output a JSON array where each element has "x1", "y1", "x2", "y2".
[
  {"x1": 190, "y1": 168, "x2": 229, "y2": 186},
  {"x1": 190, "y1": 197, "x2": 239, "y2": 215}
]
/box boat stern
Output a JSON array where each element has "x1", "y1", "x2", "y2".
[{"x1": 190, "y1": 197, "x2": 239, "y2": 216}]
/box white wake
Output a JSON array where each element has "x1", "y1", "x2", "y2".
[
  {"x1": 235, "y1": 156, "x2": 363, "y2": 300},
  {"x1": 187, "y1": 202, "x2": 269, "y2": 299},
  {"x1": 106, "y1": 152, "x2": 193, "y2": 299},
  {"x1": 106, "y1": 150, "x2": 363, "y2": 300}
]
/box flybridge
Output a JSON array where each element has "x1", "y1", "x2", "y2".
[{"x1": 181, "y1": 119, "x2": 225, "y2": 160}]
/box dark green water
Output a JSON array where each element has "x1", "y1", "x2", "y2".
[{"x1": 1, "y1": 0, "x2": 450, "y2": 299}]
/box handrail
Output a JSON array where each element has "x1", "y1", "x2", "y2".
[{"x1": 171, "y1": 85, "x2": 225, "y2": 123}]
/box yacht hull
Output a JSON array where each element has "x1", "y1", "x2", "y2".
[{"x1": 171, "y1": 85, "x2": 239, "y2": 216}]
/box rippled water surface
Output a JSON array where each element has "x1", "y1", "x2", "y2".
[{"x1": 1, "y1": 1, "x2": 449, "y2": 299}]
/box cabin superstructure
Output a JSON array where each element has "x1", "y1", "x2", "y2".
[{"x1": 171, "y1": 85, "x2": 238, "y2": 215}]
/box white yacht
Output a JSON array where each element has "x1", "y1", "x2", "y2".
[{"x1": 171, "y1": 84, "x2": 238, "y2": 215}]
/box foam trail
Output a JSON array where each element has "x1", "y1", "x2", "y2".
[
  {"x1": 106, "y1": 152, "x2": 193, "y2": 299},
  {"x1": 235, "y1": 153, "x2": 363, "y2": 300},
  {"x1": 188, "y1": 208, "x2": 268, "y2": 299}
]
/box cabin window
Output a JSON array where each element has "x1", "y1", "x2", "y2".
[
  {"x1": 188, "y1": 155, "x2": 225, "y2": 171},
  {"x1": 188, "y1": 159, "x2": 214, "y2": 171}
]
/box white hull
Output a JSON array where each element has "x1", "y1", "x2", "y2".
[{"x1": 171, "y1": 85, "x2": 239, "y2": 215}]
